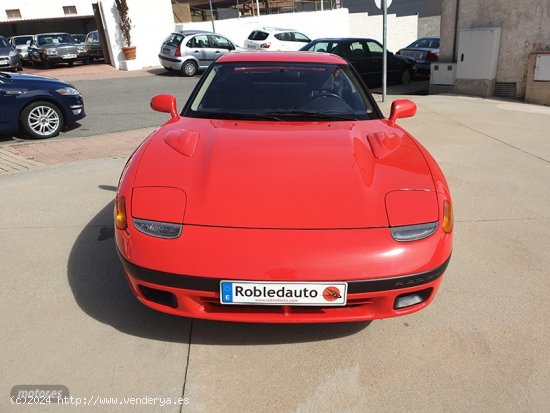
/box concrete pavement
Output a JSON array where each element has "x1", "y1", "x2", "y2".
[{"x1": 1, "y1": 94, "x2": 550, "y2": 412}]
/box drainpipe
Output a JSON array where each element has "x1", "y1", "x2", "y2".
[
  {"x1": 452, "y1": 0, "x2": 460, "y2": 62},
  {"x1": 208, "y1": 0, "x2": 216, "y2": 32}
]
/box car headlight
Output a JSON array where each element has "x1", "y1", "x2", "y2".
[
  {"x1": 77, "y1": 46, "x2": 86, "y2": 53},
  {"x1": 133, "y1": 218, "x2": 182, "y2": 239},
  {"x1": 56, "y1": 87, "x2": 80, "y2": 96},
  {"x1": 390, "y1": 222, "x2": 438, "y2": 242},
  {"x1": 44, "y1": 48, "x2": 57, "y2": 55},
  {"x1": 9, "y1": 50, "x2": 18, "y2": 57}
]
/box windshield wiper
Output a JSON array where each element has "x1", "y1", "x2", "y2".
[
  {"x1": 262, "y1": 111, "x2": 357, "y2": 121},
  {"x1": 196, "y1": 111, "x2": 284, "y2": 121}
]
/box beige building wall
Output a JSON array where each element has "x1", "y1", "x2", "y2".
[{"x1": 439, "y1": 0, "x2": 550, "y2": 99}]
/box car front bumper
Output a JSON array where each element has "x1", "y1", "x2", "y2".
[
  {"x1": 42, "y1": 52, "x2": 88, "y2": 64},
  {"x1": 116, "y1": 221, "x2": 452, "y2": 323},
  {"x1": 119, "y1": 251, "x2": 449, "y2": 323}
]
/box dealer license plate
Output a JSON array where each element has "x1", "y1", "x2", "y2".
[{"x1": 220, "y1": 281, "x2": 347, "y2": 306}]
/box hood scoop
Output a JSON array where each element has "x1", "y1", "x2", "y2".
[
  {"x1": 165, "y1": 129, "x2": 199, "y2": 157},
  {"x1": 367, "y1": 131, "x2": 403, "y2": 159}
]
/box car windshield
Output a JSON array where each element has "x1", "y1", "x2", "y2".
[
  {"x1": 13, "y1": 36, "x2": 32, "y2": 46},
  {"x1": 37, "y1": 34, "x2": 74, "y2": 46},
  {"x1": 409, "y1": 38, "x2": 440, "y2": 49},
  {"x1": 0, "y1": 37, "x2": 9, "y2": 48},
  {"x1": 188, "y1": 62, "x2": 375, "y2": 121}
]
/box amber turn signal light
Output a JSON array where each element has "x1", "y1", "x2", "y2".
[
  {"x1": 115, "y1": 195, "x2": 127, "y2": 230},
  {"x1": 442, "y1": 200, "x2": 453, "y2": 233}
]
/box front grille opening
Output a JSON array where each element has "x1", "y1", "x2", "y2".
[
  {"x1": 139, "y1": 285, "x2": 178, "y2": 308},
  {"x1": 393, "y1": 288, "x2": 432, "y2": 310}
]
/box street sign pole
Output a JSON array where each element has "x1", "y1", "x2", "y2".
[
  {"x1": 382, "y1": 0, "x2": 387, "y2": 102},
  {"x1": 208, "y1": 0, "x2": 215, "y2": 32}
]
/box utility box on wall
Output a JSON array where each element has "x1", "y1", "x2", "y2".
[
  {"x1": 454, "y1": 27, "x2": 502, "y2": 97},
  {"x1": 431, "y1": 63, "x2": 456, "y2": 85},
  {"x1": 526, "y1": 52, "x2": 550, "y2": 106},
  {"x1": 534, "y1": 55, "x2": 550, "y2": 81}
]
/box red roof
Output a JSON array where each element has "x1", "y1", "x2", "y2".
[{"x1": 217, "y1": 51, "x2": 348, "y2": 64}]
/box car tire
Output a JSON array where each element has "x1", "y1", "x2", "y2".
[
  {"x1": 182, "y1": 60, "x2": 198, "y2": 77},
  {"x1": 400, "y1": 69, "x2": 412, "y2": 84},
  {"x1": 41, "y1": 58, "x2": 50, "y2": 69},
  {"x1": 20, "y1": 101, "x2": 64, "y2": 139},
  {"x1": 68, "y1": 61, "x2": 74, "y2": 67},
  {"x1": 82, "y1": 56, "x2": 90, "y2": 65}
]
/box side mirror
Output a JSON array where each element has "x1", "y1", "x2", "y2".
[
  {"x1": 388, "y1": 99, "x2": 416, "y2": 125},
  {"x1": 150, "y1": 94, "x2": 180, "y2": 121}
]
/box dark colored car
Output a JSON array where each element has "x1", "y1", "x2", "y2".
[
  {"x1": 84, "y1": 30, "x2": 103, "y2": 61},
  {"x1": 0, "y1": 71, "x2": 85, "y2": 139},
  {"x1": 29, "y1": 33, "x2": 89, "y2": 68},
  {"x1": 0, "y1": 36, "x2": 22, "y2": 72},
  {"x1": 301, "y1": 38, "x2": 417, "y2": 87},
  {"x1": 397, "y1": 36, "x2": 440, "y2": 74}
]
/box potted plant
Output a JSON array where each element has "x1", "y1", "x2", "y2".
[{"x1": 115, "y1": 0, "x2": 135, "y2": 60}]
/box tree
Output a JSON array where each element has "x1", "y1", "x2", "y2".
[{"x1": 115, "y1": 0, "x2": 132, "y2": 47}]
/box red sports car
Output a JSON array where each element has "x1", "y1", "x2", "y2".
[{"x1": 115, "y1": 52, "x2": 453, "y2": 323}]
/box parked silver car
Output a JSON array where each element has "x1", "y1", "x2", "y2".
[
  {"x1": 396, "y1": 36, "x2": 440, "y2": 74},
  {"x1": 8, "y1": 35, "x2": 33, "y2": 63},
  {"x1": 0, "y1": 36, "x2": 22, "y2": 72},
  {"x1": 158, "y1": 30, "x2": 244, "y2": 76}
]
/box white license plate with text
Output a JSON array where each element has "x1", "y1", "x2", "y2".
[{"x1": 220, "y1": 281, "x2": 347, "y2": 306}]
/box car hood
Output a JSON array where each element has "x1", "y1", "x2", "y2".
[
  {"x1": 2, "y1": 72, "x2": 72, "y2": 88},
  {"x1": 133, "y1": 118, "x2": 435, "y2": 229}
]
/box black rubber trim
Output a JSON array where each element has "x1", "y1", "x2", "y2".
[
  {"x1": 158, "y1": 54, "x2": 181, "y2": 63},
  {"x1": 118, "y1": 250, "x2": 451, "y2": 294}
]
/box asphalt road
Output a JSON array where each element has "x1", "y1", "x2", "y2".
[
  {"x1": 71, "y1": 73, "x2": 199, "y2": 137},
  {"x1": 0, "y1": 72, "x2": 199, "y2": 144}
]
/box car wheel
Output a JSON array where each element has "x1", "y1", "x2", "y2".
[
  {"x1": 20, "y1": 101, "x2": 63, "y2": 139},
  {"x1": 400, "y1": 69, "x2": 412, "y2": 84},
  {"x1": 68, "y1": 61, "x2": 74, "y2": 67},
  {"x1": 83, "y1": 56, "x2": 90, "y2": 65},
  {"x1": 41, "y1": 58, "x2": 50, "y2": 69},
  {"x1": 182, "y1": 60, "x2": 198, "y2": 77}
]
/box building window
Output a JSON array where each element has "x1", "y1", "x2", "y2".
[
  {"x1": 63, "y1": 6, "x2": 78, "y2": 15},
  {"x1": 6, "y1": 9, "x2": 22, "y2": 19}
]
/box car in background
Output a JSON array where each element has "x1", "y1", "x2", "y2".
[
  {"x1": 159, "y1": 30, "x2": 244, "y2": 76},
  {"x1": 301, "y1": 38, "x2": 416, "y2": 87},
  {"x1": 397, "y1": 36, "x2": 440, "y2": 74},
  {"x1": 244, "y1": 27, "x2": 311, "y2": 51},
  {"x1": 115, "y1": 51, "x2": 453, "y2": 323},
  {"x1": 84, "y1": 30, "x2": 104, "y2": 61},
  {"x1": 71, "y1": 34, "x2": 86, "y2": 44},
  {"x1": 0, "y1": 71, "x2": 85, "y2": 139},
  {"x1": 8, "y1": 35, "x2": 33, "y2": 64},
  {"x1": 28, "y1": 32, "x2": 88, "y2": 68},
  {"x1": 0, "y1": 36, "x2": 22, "y2": 72}
]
